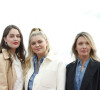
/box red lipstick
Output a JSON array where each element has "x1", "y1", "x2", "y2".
[{"x1": 13, "y1": 42, "x2": 18, "y2": 45}]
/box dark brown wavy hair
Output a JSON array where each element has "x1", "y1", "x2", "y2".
[{"x1": 0, "y1": 25, "x2": 25, "y2": 63}]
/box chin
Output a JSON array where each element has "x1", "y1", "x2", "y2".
[
  {"x1": 12, "y1": 46, "x2": 19, "y2": 49},
  {"x1": 37, "y1": 52, "x2": 42, "y2": 54},
  {"x1": 36, "y1": 51, "x2": 45, "y2": 55},
  {"x1": 82, "y1": 55, "x2": 88, "y2": 57}
]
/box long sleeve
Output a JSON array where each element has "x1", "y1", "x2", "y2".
[
  {"x1": 98, "y1": 64, "x2": 100, "y2": 90},
  {"x1": 56, "y1": 61, "x2": 66, "y2": 90},
  {"x1": 0, "y1": 56, "x2": 8, "y2": 90}
]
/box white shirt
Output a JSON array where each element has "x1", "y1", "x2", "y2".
[{"x1": 13, "y1": 55, "x2": 23, "y2": 90}]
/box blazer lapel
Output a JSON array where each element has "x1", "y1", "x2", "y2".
[
  {"x1": 67, "y1": 61, "x2": 77, "y2": 90},
  {"x1": 80, "y1": 59, "x2": 98, "y2": 90}
]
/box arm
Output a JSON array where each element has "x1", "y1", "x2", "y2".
[
  {"x1": 0, "y1": 55, "x2": 8, "y2": 90},
  {"x1": 65, "y1": 66, "x2": 67, "y2": 90},
  {"x1": 98, "y1": 63, "x2": 100, "y2": 90},
  {"x1": 56, "y1": 61, "x2": 66, "y2": 90}
]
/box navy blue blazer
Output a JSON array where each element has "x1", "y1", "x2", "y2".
[{"x1": 65, "y1": 59, "x2": 100, "y2": 90}]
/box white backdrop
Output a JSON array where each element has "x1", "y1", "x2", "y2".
[{"x1": 0, "y1": 0, "x2": 100, "y2": 64}]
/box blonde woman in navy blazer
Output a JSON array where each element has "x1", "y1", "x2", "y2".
[
  {"x1": 65, "y1": 32, "x2": 100, "y2": 90},
  {"x1": 24, "y1": 28, "x2": 65, "y2": 90}
]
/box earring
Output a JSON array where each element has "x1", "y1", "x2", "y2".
[{"x1": 5, "y1": 42, "x2": 8, "y2": 46}]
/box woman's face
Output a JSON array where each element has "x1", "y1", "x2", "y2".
[
  {"x1": 4, "y1": 28, "x2": 21, "y2": 51},
  {"x1": 76, "y1": 36, "x2": 91, "y2": 59},
  {"x1": 30, "y1": 35, "x2": 48, "y2": 56}
]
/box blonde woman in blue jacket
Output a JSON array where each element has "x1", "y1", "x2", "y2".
[{"x1": 24, "y1": 28, "x2": 65, "y2": 90}]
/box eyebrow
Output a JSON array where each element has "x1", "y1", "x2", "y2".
[{"x1": 9, "y1": 34, "x2": 20, "y2": 35}]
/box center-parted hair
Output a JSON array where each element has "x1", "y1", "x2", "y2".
[{"x1": 0, "y1": 25, "x2": 25, "y2": 63}]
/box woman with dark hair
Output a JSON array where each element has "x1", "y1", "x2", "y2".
[{"x1": 0, "y1": 25, "x2": 25, "y2": 90}]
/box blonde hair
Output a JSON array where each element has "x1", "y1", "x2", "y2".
[
  {"x1": 24, "y1": 28, "x2": 50, "y2": 79},
  {"x1": 72, "y1": 32, "x2": 99, "y2": 61}
]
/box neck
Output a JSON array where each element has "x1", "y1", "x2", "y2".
[
  {"x1": 79, "y1": 55, "x2": 90, "y2": 66},
  {"x1": 37, "y1": 54, "x2": 45, "y2": 62},
  {"x1": 10, "y1": 49, "x2": 16, "y2": 57}
]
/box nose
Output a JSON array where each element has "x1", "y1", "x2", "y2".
[
  {"x1": 14, "y1": 36, "x2": 18, "y2": 40},
  {"x1": 35, "y1": 43, "x2": 39, "y2": 47},
  {"x1": 83, "y1": 44, "x2": 87, "y2": 48}
]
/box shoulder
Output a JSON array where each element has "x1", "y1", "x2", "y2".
[
  {"x1": 45, "y1": 50, "x2": 59, "y2": 62},
  {"x1": 0, "y1": 49, "x2": 10, "y2": 68},
  {"x1": 91, "y1": 59, "x2": 100, "y2": 68},
  {"x1": 0, "y1": 53, "x2": 5, "y2": 64},
  {"x1": 66, "y1": 61, "x2": 76, "y2": 69},
  {"x1": 0, "y1": 49, "x2": 10, "y2": 60},
  {"x1": 0, "y1": 49, "x2": 10, "y2": 70},
  {"x1": 45, "y1": 51, "x2": 66, "y2": 67},
  {"x1": 46, "y1": 53, "x2": 64, "y2": 64}
]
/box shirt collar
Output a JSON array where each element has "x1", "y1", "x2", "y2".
[
  {"x1": 33, "y1": 54, "x2": 46, "y2": 63},
  {"x1": 32, "y1": 50, "x2": 56, "y2": 62},
  {"x1": 77, "y1": 57, "x2": 91, "y2": 67}
]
